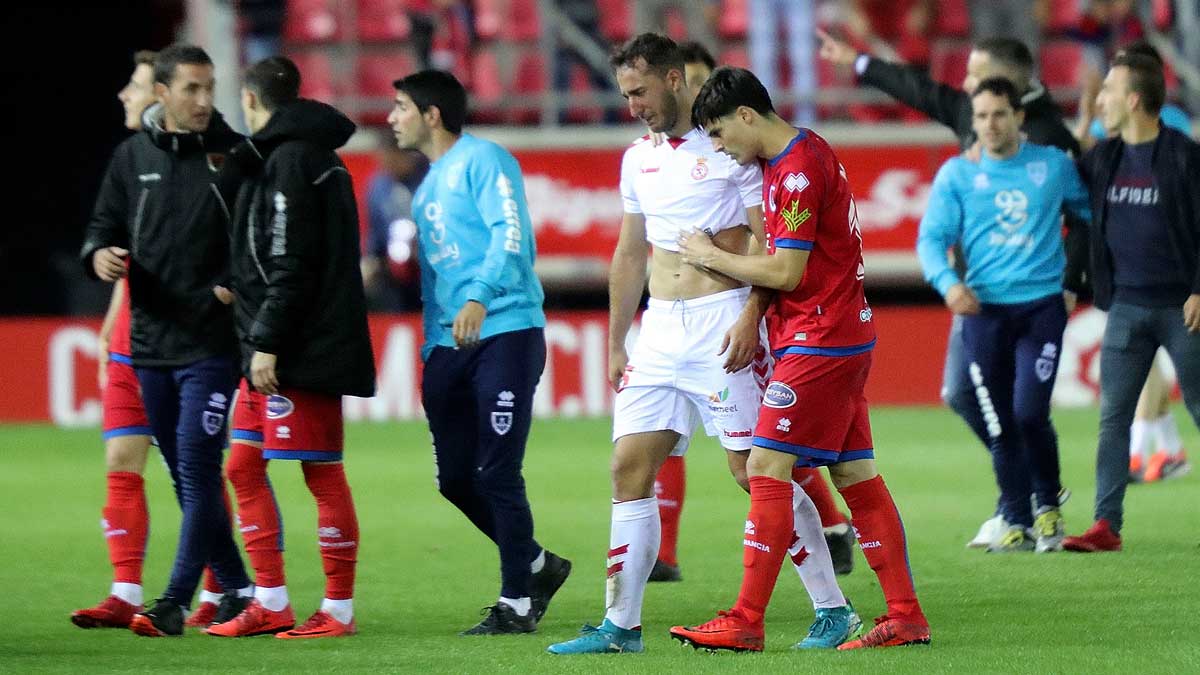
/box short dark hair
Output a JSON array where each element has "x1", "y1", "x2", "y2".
[
  {"x1": 244, "y1": 56, "x2": 301, "y2": 111},
  {"x1": 610, "y1": 33, "x2": 685, "y2": 78},
  {"x1": 133, "y1": 50, "x2": 157, "y2": 68},
  {"x1": 1117, "y1": 40, "x2": 1164, "y2": 67},
  {"x1": 975, "y1": 37, "x2": 1034, "y2": 84},
  {"x1": 392, "y1": 69, "x2": 467, "y2": 134},
  {"x1": 691, "y1": 66, "x2": 775, "y2": 129},
  {"x1": 678, "y1": 41, "x2": 716, "y2": 71},
  {"x1": 1112, "y1": 53, "x2": 1166, "y2": 114},
  {"x1": 972, "y1": 76, "x2": 1024, "y2": 110},
  {"x1": 153, "y1": 44, "x2": 213, "y2": 86}
]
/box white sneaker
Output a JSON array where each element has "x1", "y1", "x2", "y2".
[{"x1": 967, "y1": 514, "x2": 1008, "y2": 548}]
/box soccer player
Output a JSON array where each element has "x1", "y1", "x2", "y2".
[
  {"x1": 549, "y1": 36, "x2": 857, "y2": 656},
  {"x1": 81, "y1": 44, "x2": 254, "y2": 637},
  {"x1": 1064, "y1": 53, "x2": 1200, "y2": 552},
  {"x1": 388, "y1": 69, "x2": 572, "y2": 634},
  {"x1": 819, "y1": 31, "x2": 1081, "y2": 547},
  {"x1": 204, "y1": 57, "x2": 375, "y2": 639},
  {"x1": 670, "y1": 66, "x2": 930, "y2": 651},
  {"x1": 917, "y1": 78, "x2": 1091, "y2": 553}
]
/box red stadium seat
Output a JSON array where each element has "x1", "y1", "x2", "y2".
[
  {"x1": 598, "y1": 0, "x2": 632, "y2": 43},
  {"x1": 357, "y1": 51, "x2": 417, "y2": 99},
  {"x1": 1040, "y1": 41, "x2": 1084, "y2": 91},
  {"x1": 930, "y1": 39, "x2": 971, "y2": 88},
  {"x1": 718, "y1": 46, "x2": 749, "y2": 69},
  {"x1": 1047, "y1": 0, "x2": 1083, "y2": 35},
  {"x1": 510, "y1": 49, "x2": 547, "y2": 123},
  {"x1": 289, "y1": 51, "x2": 338, "y2": 103},
  {"x1": 933, "y1": 0, "x2": 970, "y2": 38},
  {"x1": 283, "y1": 0, "x2": 342, "y2": 43},
  {"x1": 469, "y1": 47, "x2": 504, "y2": 122},
  {"x1": 356, "y1": 0, "x2": 413, "y2": 42},
  {"x1": 505, "y1": 0, "x2": 541, "y2": 42},
  {"x1": 474, "y1": 0, "x2": 503, "y2": 40},
  {"x1": 718, "y1": 0, "x2": 749, "y2": 40}
]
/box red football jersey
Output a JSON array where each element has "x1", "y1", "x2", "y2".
[
  {"x1": 110, "y1": 279, "x2": 132, "y2": 357},
  {"x1": 761, "y1": 129, "x2": 875, "y2": 355}
]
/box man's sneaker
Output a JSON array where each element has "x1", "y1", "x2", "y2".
[
  {"x1": 648, "y1": 559, "x2": 682, "y2": 582},
  {"x1": 530, "y1": 550, "x2": 572, "y2": 621},
  {"x1": 276, "y1": 610, "x2": 356, "y2": 639},
  {"x1": 184, "y1": 600, "x2": 219, "y2": 628},
  {"x1": 669, "y1": 609, "x2": 764, "y2": 653},
  {"x1": 206, "y1": 599, "x2": 295, "y2": 637},
  {"x1": 1063, "y1": 519, "x2": 1122, "y2": 552},
  {"x1": 967, "y1": 514, "x2": 1008, "y2": 549},
  {"x1": 210, "y1": 593, "x2": 251, "y2": 626},
  {"x1": 1033, "y1": 507, "x2": 1065, "y2": 553},
  {"x1": 986, "y1": 526, "x2": 1035, "y2": 553},
  {"x1": 129, "y1": 597, "x2": 185, "y2": 637},
  {"x1": 837, "y1": 614, "x2": 930, "y2": 650},
  {"x1": 71, "y1": 595, "x2": 141, "y2": 629},
  {"x1": 824, "y1": 520, "x2": 855, "y2": 575},
  {"x1": 460, "y1": 603, "x2": 537, "y2": 635},
  {"x1": 1129, "y1": 454, "x2": 1146, "y2": 483},
  {"x1": 795, "y1": 603, "x2": 863, "y2": 649},
  {"x1": 1145, "y1": 450, "x2": 1192, "y2": 483},
  {"x1": 547, "y1": 619, "x2": 644, "y2": 654}
]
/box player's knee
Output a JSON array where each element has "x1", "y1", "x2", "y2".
[
  {"x1": 105, "y1": 436, "x2": 150, "y2": 473},
  {"x1": 225, "y1": 445, "x2": 265, "y2": 488}
]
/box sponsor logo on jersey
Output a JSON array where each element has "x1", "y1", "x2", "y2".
[
  {"x1": 780, "y1": 200, "x2": 811, "y2": 232},
  {"x1": 266, "y1": 395, "x2": 294, "y2": 420},
  {"x1": 497, "y1": 390, "x2": 516, "y2": 408},
  {"x1": 776, "y1": 417, "x2": 791, "y2": 432},
  {"x1": 783, "y1": 172, "x2": 810, "y2": 194},
  {"x1": 763, "y1": 381, "x2": 797, "y2": 409},
  {"x1": 723, "y1": 429, "x2": 752, "y2": 438},
  {"x1": 318, "y1": 526, "x2": 343, "y2": 538},
  {"x1": 1026, "y1": 161, "x2": 1047, "y2": 187},
  {"x1": 709, "y1": 387, "x2": 730, "y2": 403},
  {"x1": 744, "y1": 520, "x2": 756, "y2": 535},
  {"x1": 491, "y1": 411, "x2": 513, "y2": 435},
  {"x1": 860, "y1": 308, "x2": 873, "y2": 322},
  {"x1": 276, "y1": 425, "x2": 291, "y2": 440},
  {"x1": 208, "y1": 392, "x2": 228, "y2": 411},
  {"x1": 691, "y1": 157, "x2": 709, "y2": 180}
]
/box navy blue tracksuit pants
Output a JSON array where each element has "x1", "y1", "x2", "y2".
[
  {"x1": 422, "y1": 328, "x2": 546, "y2": 600},
  {"x1": 961, "y1": 294, "x2": 1067, "y2": 528},
  {"x1": 137, "y1": 356, "x2": 250, "y2": 605}
]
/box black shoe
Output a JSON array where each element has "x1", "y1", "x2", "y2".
[
  {"x1": 825, "y1": 520, "x2": 855, "y2": 576},
  {"x1": 530, "y1": 550, "x2": 572, "y2": 622},
  {"x1": 129, "y1": 597, "x2": 185, "y2": 637},
  {"x1": 211, "y1": 593, "x2": 251, "y2": 626},
  {"x1": 648, "y1": 559, "x2": 682, "y2": 582},
  {"x1": 460, "y1": 604, "x2": 537, "y2": 635}
]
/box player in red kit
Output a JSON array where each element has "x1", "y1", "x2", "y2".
[{"x1": 669, "y1": 66, "x2": 930, "y2": 651}]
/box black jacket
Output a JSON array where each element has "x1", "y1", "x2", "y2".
[
  {"x1": 1075, "y1": 126, "x2": 1200, "y2": 311},
  {"x1": 223, "y1": 99, "x2": 376, "y2": 397},
  {"x1": 860, "y1": 57, "x2": 1089, "y2": 292},
  {"x1": 80, "y1": 105, "x2": 241, "y2": 367}
]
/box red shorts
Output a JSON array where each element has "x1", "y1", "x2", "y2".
[
  {"x1": 231, "y1": 379, "x2": 344, "y2": 461},
  {"x1": 752, "y1": 351, "x2": 874, "y2": 467},
  {"x1": 102, "y1": 355, "x2": 152, "y2": 439}
]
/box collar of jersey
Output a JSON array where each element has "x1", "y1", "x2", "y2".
[{"x1": 767, "y1": 129, "x2": 809, "y2": 167}]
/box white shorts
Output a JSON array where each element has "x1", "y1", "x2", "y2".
[{"x1": 613, "y1": 286, "x2": 771, "y2": 452}]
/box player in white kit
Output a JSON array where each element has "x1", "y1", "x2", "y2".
[{"x1": 548, "y1": 33, "x2": 856, "y2": 656}]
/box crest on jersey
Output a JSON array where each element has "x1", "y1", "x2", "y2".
[
  {"x1": 780, "y1": 200, "x2": 811, "y2": 232},
  {"x1": 202, "y1": 411, "x2": 225, "y2": 436},
  {"x1": 691, "y1": 157, "x2": 709, "y2": 180},
  {"x1": 974, "y1": 173, "x2": 990, "y2": 190},
  {"x1": 783, "y1": 172, "x2": 810, "y2": 194},
  {"x1": 491, "y1": 412, "x2": 513, "y2": 435},
  {"x1": 1026, "y1": 161, "x2": 1048, "y2": 187}
]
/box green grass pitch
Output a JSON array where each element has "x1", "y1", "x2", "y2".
[{"x1": 2, "y1": 406, "x2": 1198, "y2": 673}]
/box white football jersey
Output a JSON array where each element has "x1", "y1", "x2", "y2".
[{"x1": 619, "y1": 128, "x2": 763, "y2": 252}]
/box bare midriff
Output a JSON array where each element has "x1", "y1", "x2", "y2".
[{"x1": 647, "y1": 225, "x2": 751, "y2": 300}]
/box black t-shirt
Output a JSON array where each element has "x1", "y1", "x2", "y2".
[{"x1": 1104, "y1": 141, "x2": 1190, "y2": 306}]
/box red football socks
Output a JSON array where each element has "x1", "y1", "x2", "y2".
[
  {"x1": 791, "y1": 467, "x2": 846, "y2": 528},
  {"x1": 303, "y1": 462, "x2": 359, "y2": 600},
  {"x1": 227, "y1": 442, "x2": 285, "y2": 588},
  {"x1": 839, "y1": 475, "x2": 926, "y2": 623},
  {"x1": 654, "y1": 456, "x2": 686, "y2": 566},
  {"x1": 103, "y1": 472, "x2": 148, "y2": 584},
  {"x1": 732, "y1": 476, "x2": 794, "y2": 624}
]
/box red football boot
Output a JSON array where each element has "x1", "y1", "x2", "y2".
[
  {"x1": 184, "y1": 600, "x2": 219, "y2": 628},
  {"x1": 206, "y1": 600, "x2": 295, "y2": 637},
  {"x1": 1063, "y1": 519, "x2": 1122, "y2": 552},
  {"x1": 669, "y1": 610, "x2": 764, "y2": 652},
  {"x1": 276, "y1": 610, "x2": 356, "y2": 639},
  {"x1": 837, "y1": 614, "x2": 930, "y2": 650},
  {"x1": 71, "y1": 595, "x2": 141, "y2": 629}
]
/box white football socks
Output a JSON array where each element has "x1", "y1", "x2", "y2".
[
  {"x1": 111, "y1": 582, "x2": 142, "y2": 606},
  {"x1": 1130, "y1": 419, "x2": 1150, "y2": 459},
  {"x1": 499, "y1": 596, "x2": 532, "y2": 616},
  {"x1": 198, "y1": 589, "x2": 224, "y2": 606},
  {"x1": 604, "y1": 497, "x2": 659, "y2": 631},
  {"x1": 1154, "y1": 412, "x2": 1183, "y2": 454},
  {"x1": 321, "y1": 598, "x2": 353, "y2": 624},
  {"x1": 789, "y1": 482, "x2": 847, "y2": 610},
  {"x1": 254, "y1": 585, "x2": 290, "y2": 612}
]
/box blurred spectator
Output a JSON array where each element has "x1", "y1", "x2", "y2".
[
  {"x1": 968, "y1": 0, "x2": 1047, "y2": 59},
  {"x1": 429, "y1": 0, "x2": 474, "y2": 77},
  {"x1": 362, "y1": 136, "x2": 429, "y2": 311},
  {"x1": 1071, "y1": 0, "x2": 1146, "y2": 73},
  {"x1": 239, "y1": 0, "x2": 285, "y2": 64},
  {"x1": 553, "y1": 0, "x2": 618, "y2": 123},
  {"x1": 748, "y1": 0, "x2": 817, "y2": 124},
  {"x1": 633, "y1": 0, "x2": 719, "y2": 51},
  {"x1": 837, "y1": 0, "x2": 935, "y2": 122}
]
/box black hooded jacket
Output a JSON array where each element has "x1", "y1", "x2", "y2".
[
  {"x1": 222, "y1": 99, "x2": 376, "y2": 397},
  {"x1": 80, "y1": 105, "x2": 241, "y2": 366}
]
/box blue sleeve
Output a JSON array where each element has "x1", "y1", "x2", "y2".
[
  {"x1": 916, "y1": 163, "x2": 965, "y2": 297},
  {"x1": 463, "y1": 145, "x2": 529, "y2": 307},
  {"x1": 1059, "y1": 153, "x2": 1092, "y2": 223}
]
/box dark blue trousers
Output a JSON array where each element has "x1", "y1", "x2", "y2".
[
  {"x1": 422, "y1": 328, "x2": 546, "y2": 599},
  {"x1": 961, "y1": 294, "x2": 1067, "y2": 527},
  {"x1": 137, "y1": 356, "x2": 249, "y2": 605}
]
